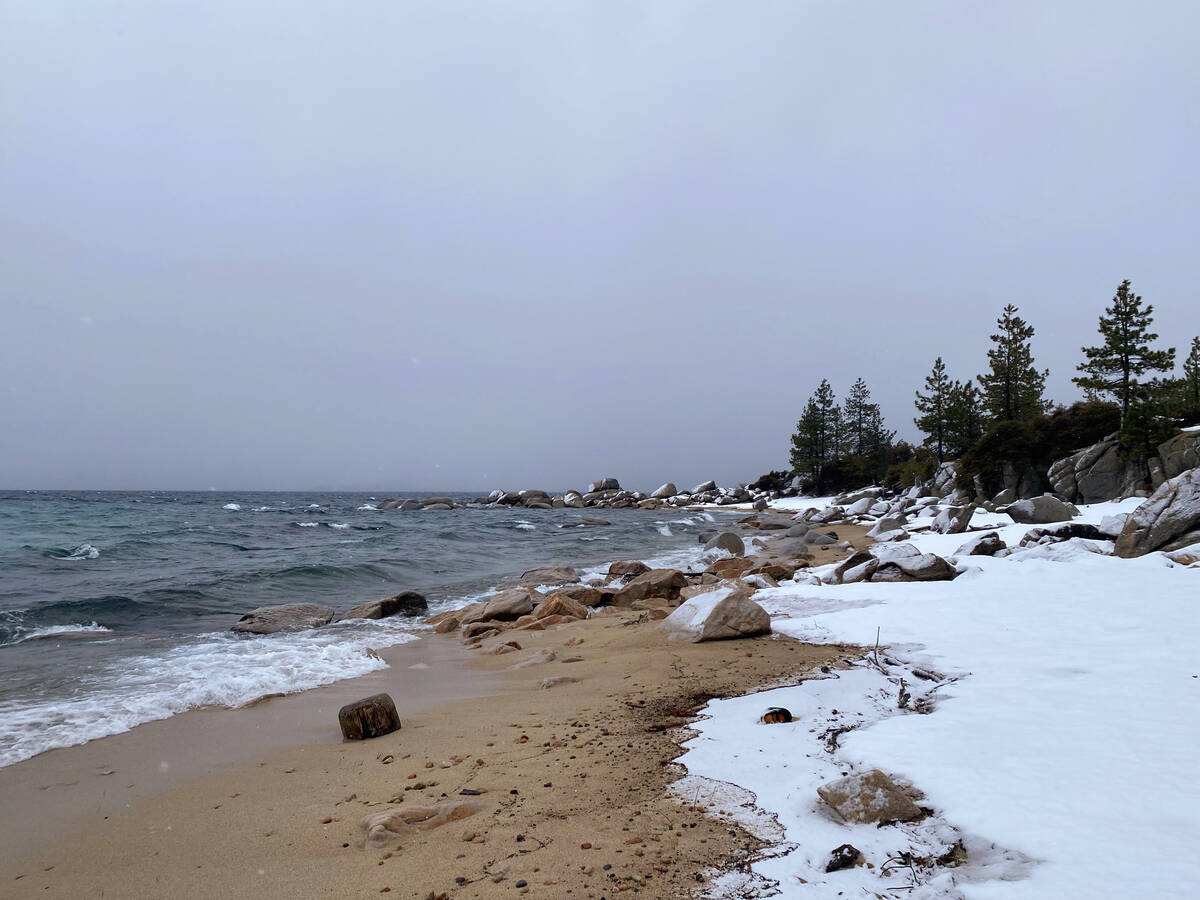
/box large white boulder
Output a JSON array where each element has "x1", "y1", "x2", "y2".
[
  {"x1": 661, "y1": 586, "x2": 771, "y2": 642},
  {"x1": 1115, "y1": 469, "x2": 1200, "y2": 558},
  {"x1": 1007, "y1": 495, "x2": 1080, "y2": 524}
]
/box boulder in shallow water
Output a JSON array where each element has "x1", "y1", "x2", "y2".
[
  {"x1": 335, "y1": 591, "x2": 427, "y2": 622},
  {"x1": 231, "y1": 603, "x2": 335, "y2": 634},
  {"x1": 338, "y1": 692, "x2": 401, "y2": 741},
  {"x1": 511, "y1": 565, "x2": 580, "y2": 587},
  {"x1": 703, "y1": 531, "x2": 745, "y2": 557}
]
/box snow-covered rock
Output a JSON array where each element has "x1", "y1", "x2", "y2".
[
  {"x1": 954, "y1": 531, "x2": 1006, "y2": 557},
  {"x1": 1115, "y1": 468, "x2": 1200, "y2": 558},
  {"x1": 932, "y1": 504, "x2": 974, "y2": 534},
  {"x1": 817, "y1": 769, "x2": 924, "y2": 825},
  {"x1": 661, "y1": 587, "x2": 771, "y2": 642},
  {"x1": 1007, "y1": 495, "x2": 1079, "y2": 524}
]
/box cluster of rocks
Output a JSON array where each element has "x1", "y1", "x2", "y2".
[
  {"x1": 1050, "y1": 429, "x2": 1200, "y2": 505},
  {"x1": 812, "y1": 449, "x2": 1200, "y2": 565},
  {"x1": 425, "y1": 521, "x2": 837, "y2": 646},
  {"x1": 898, "y1": 427, "x2": 1200, "y2": 513},
  {"x1": 474, "y1": 478, "x2": 764, "y2": 511},
  {"x1": 375, "y1": 477, "x2": 786, "y2": 513}
]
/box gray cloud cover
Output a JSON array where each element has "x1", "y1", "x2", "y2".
[{"x1": 2, "y1": 1, "x2": 1197, "y2": 491}]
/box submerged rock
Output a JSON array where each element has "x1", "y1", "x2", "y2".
[{"x1": 231, "y1": 603, "x2": 335, "y2": 634}]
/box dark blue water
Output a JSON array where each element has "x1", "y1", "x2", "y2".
[{"x1": 0, "y1": 490, "x2": 730, "y2": 766}]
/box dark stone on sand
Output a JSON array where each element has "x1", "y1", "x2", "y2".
[{"x1": 338, "y1": 692, "x2": 401, "y2": 740}]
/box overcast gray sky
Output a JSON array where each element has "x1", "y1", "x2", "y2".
[{"x1": 2, "y1": 2, "x2": 1197, "y2": 491}]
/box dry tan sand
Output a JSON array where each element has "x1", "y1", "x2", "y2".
[{"x1": 0, "y1": 526, "x2": 868, "y2": 900}]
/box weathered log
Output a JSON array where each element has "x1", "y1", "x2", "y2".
[{"x1": 338, "y1": 693, "x2": 401, "y2": 741}]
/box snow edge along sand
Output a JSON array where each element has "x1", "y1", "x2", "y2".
[{"x1": 676, "y1": 498, "x2": 1200, "y2": 899}]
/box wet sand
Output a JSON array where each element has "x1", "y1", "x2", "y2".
[{"x1": 0, "y1": 527, "x2": 867, "y2": 899}]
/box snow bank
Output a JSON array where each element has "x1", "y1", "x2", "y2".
[{"x1": 679, "y1": 497, "x2": 1200, "y2": 898}]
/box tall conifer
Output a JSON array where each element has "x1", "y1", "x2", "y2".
[
  {"x1": 1073, "y1": 280, "x2": 1175, "y2": 423},
  {"x1": 977, "y1": 304, "x2": 1048, "y2": 421}
]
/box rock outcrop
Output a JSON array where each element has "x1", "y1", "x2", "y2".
[{"x1": 1115, "y1": 468, "x2": 1200, "y2": 558}]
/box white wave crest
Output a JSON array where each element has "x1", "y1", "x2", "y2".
[
  {"x1": 656, "y1": 524, "x2": 673, "y2": 537},
  {"x1": 296, "y1": 522, "x2": 319, "y2": 527},
  {"x1": 514, "y1": 522, "x2": 536, "y2": 531},
  {"x1": 67, "y1": 543, "x2": 100, "y2": 560},
  {"x1": 0, "y1": 623, "x2": 419, "y2": 768},
  {"x1": 329, "y1": 523, "x2": 350, "y2": 529},
  {"x1": 9, "y1": 622, "x2": 112, "y2": 645},
  {"x1": 222, "y1": 503, "x2": 241, "y2": 511},
  {"x1": 357, "y1": 504, "x2": 378, "y2": 511}
]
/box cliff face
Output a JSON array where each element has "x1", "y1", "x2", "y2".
[{"x1": 1048, "y1": 429, "x2": 1200, "y2": 505}]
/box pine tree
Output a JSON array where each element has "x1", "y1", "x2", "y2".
[
  {"x1": 842, "y1": 377, "x2": 873, "y2": 457},
  {"x1": 914, "y1": 357, "x2": 953, "y2": 461},
  {"x1": 1073, "y1": 280, "x2": 1176, "y2": 424},
  {"x1": 789, "y1": 379, "x2": 838, "y2": 489},
  {"x1": 977, "y1": 304, "x2": 1049, "y2": 421},
  {"x1": 862, "y1": 404, "x2": 897, "y2": 477},
  {"x1": 945, "y1": 380, "x2": 986, "y2": 457},
  {"x1": 1183, "y1": 336, "x2": 1200, "y2": 418}
]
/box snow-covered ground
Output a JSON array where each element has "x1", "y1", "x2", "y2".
[{"x1": 678, "y1": 498, "x2": 1200, "y2": 899}]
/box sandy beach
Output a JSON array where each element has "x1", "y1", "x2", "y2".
[{"x1": 0, "y1": 528, "x2": 868, "y2": 899}]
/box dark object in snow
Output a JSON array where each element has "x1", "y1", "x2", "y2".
[
  {"x1": 761, "y1": 707, "x2": 793, "y2": 724},
  {"x1": 338, "y1": 693, "x2": 401, "y2": 740},
  {"x1": 825, "y1": 843, "x2": 862, "y2": 872}
]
